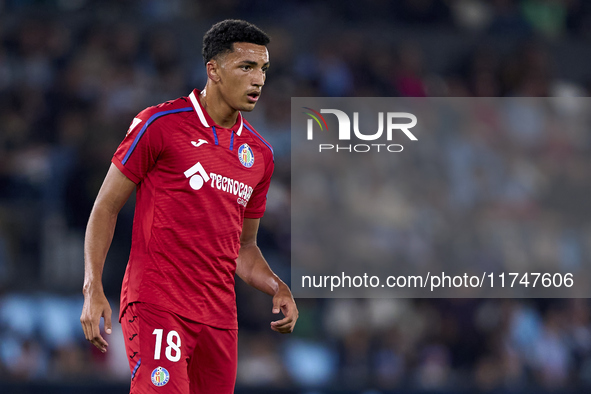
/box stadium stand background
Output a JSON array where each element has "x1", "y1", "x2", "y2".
[{"x1": 1, "y1": 0, "x2": 591, "y2": 393}]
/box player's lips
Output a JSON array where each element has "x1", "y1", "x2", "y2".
[{"x1": 246, "y1": 91, "x2": 261, "y2": 103}]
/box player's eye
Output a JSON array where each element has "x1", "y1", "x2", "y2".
[
  {"x1": 240, "y1": 65, "x2": 252, "y2": 71},
  {"x1": 262, "y1": 67, "x2": 268, "y2": 73}
]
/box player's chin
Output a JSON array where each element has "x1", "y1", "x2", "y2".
[{"x1": 239, "y1": 102, "x2": 258, "y2": 112}]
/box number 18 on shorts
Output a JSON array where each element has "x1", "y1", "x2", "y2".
[{"x1": 121, "y1": 302, "x2": 238, "y2": 394}]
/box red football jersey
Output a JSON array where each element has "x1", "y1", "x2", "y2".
[{"x1": 112, "y1": 89, "x2": 274, "y2": 329}]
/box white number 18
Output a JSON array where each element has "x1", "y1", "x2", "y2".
[{"x1": 152, "y1": 329, "x2": 181, "y2": 362}]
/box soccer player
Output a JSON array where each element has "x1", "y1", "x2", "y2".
[{"x1": 80, "y1": 19, "x2": 298, "y2": 393}]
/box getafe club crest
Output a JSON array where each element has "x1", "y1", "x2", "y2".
[
  {"x1": 151, "y1": 366, "x2": 170, "y2": 387},
  {"x1": 238, "y1": 143, "x2": 254, "y2": 168}
]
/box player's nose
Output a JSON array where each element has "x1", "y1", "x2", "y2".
[{"x1": 252, "y1": 69, "x2": 265, "y2": 87}]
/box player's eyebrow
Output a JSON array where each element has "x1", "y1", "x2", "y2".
[{"x1": 239, "y1": 60, "x2": 270, "y2": 67}]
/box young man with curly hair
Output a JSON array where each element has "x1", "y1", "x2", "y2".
[{"x1": 80, "y1": 19, "x2": 298, "y2": 393}]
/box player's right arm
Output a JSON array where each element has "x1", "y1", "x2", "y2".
[{"x1": 80, "y1": 164, "x2": 135, "y2": 353}]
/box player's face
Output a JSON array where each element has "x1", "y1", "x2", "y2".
[{"x1": 216, "y1": 42, "x2": 269, "y2": 112}]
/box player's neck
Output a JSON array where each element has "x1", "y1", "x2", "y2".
[{"x1": 199, "y1": 88, "x2": 239, "y2": 129}]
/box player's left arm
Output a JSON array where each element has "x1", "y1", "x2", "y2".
[{"x1": 236, "y1": 218, "x2": 298, "y2": 333}]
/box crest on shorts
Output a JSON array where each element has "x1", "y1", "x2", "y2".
[
  {"x1": 238, "y1": 143, "x2": 254, "y2": 168},
  {"x1": 151, "y1": 366, "x2": 170, "y2": 387}
]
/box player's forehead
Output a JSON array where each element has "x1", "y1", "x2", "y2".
[{"x1": 225, "y1": 42, "x2": 269, "y2": 64}]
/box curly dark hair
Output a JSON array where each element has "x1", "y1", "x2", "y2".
[{"x1": 202, "y1": 19, "x2": 270, "y2": 65}]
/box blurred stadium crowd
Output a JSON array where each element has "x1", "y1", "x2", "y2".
[{"x1": 1, "y1": 0, "x2": 591, "y2": 392}]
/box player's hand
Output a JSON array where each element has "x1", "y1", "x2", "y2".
[
  {"x1": 270, "y1": 286, "x2": 298, "y2": 334},
  {"x1": 80, "y1": 285, "x2": 112, "y2": 353}
]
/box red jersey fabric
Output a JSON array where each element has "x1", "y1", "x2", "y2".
[{"x1": 112, "y1": 89, "x2": 274, "y2": 329}]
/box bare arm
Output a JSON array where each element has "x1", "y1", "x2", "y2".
[
  {"x1": 236, "y1": 218, "x2": 298, "y2": 333},
  {"x1": 80, "y1": 163, "x2": 136, "y2": 352}
]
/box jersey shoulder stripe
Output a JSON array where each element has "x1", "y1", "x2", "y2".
[
  {"x1": 122, "y1": 107, "x2": 193, "y2": 165},
  {"x1": 243, "y1": 123, "x2": 274, "y2": 159}
]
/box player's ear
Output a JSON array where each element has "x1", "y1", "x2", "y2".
[{"x1": 206, "y1": 60, "x2": 221, "y2": 83}]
